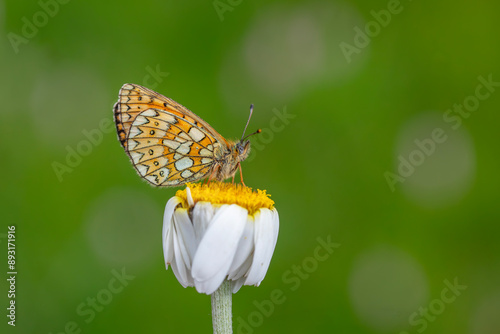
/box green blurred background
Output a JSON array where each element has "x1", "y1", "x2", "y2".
[{"x1": 2, "y1": 0, "x2": 500, "y2": 333}]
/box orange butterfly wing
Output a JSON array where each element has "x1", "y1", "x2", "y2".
[{"x1": 114, "y1": 83, "x2": 228, "y2": 186}]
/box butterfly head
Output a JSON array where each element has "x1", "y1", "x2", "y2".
[
  {"x1": 235, "y1": 140, "x2": 251, "y2": 162},
  {"x1": 237, "y1": 127, "x2": 261, "y2": 160}
]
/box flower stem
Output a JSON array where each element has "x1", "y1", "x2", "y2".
[{"x1": 211, "y1": 280, "x2": 232, "y2": 334}]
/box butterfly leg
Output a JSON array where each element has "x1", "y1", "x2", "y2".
[
  {"x1": 238, "y1": 163, "x2": 246, "y2": 187},
  {"x1": 207, "y1": 165, "x2": 220, "y2": 184},
  {"x1": 207, "y1": 172, "x2": 215, "y2": 184},
  {"x1": 231, "y1": 163, "x2": 238, "y2": 184}
]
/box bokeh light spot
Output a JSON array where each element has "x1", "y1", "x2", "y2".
[
  {"x1": 349, "y1": 246, "x2": 429, "y2": 332},
  {"x1": 394, "y1": 111, "x2": 476, "y2": 208},
  {"x1": 84, "y1": 187, "x2": 161, "y2": 270},
  {"x1": 470, "y1": 290, "x2": 500, "y2": 334},
  {"x1": 219, "y1": 1, "x2": 367, "y2": 109},
  {"x1": 30, "y1": 64, "x2": 109, "y2": 148}
]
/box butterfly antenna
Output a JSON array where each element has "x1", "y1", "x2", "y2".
[
  {"x1": 240, "y1": 104, "x2": 254, "y2": 141},
  {"x1": 242, "y1": 128, "x2": 261, "y2": 141}
]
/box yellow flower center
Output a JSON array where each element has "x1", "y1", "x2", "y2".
[{"x1": 175, "y1": 182, "x2": 275, "y2": 216}]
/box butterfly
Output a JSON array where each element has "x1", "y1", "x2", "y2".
[{"x1": 113, "y1": 83, "x2": 259, "y2": 187}]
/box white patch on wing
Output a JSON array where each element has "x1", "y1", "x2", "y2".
[
  {"x1": 129, "y1": 126, "x2": 143, "y2": 138},
  {"x1": 145, "y1": 175, "x2": 159, "y2": 185},
  {"x1": 134, "y1": 115, "x2": 149, "y2": 126},
  {"x1": 130, "y1": 151, "x2": 144, "y2": 164},
  {"x1": 141, "y1": 109, "x2": 158, "y2": 117},
  {"x1": 163, "y1": 139, "x2": 180, "y2": 150},
  {"x1": 188, "y1": 127, "x2": 205, "y2": 141},
  {"x1": 128, "y1": 139, "x2": 139, "y2": 150},
  {"x1": 179, "y1": 132, "x2": 191, "y2": 141},
  {"x1": 175, "y1": 157, "x2": 194, "y2": 171},
  {"x1": 181, "y1": 170, "x2": 193, "y2": 178},
  {"x1": 201, "y1": 158, "x2": 212, "y2": 164},
  {"x1": 174, "y1": 153, "x2": 183, "y2": 160},
  {"x1": 161, "y1": 123, "x2": 170, "y2": 131},
  {"x1": 122, "y1": 84, "x2": 134, "y2": 90},
  {"x1": 199, "y1": 148, "x2": 212, "y2": 156},
  {"x1": 177, "y1": 142, "x2": 192, "y2": 155},
  {"x1": 158, "y1": 112, "x2": 176, "y2": 124},
  {"x1": 137, "y1": 164, "x2": 149, "y2": 176}
]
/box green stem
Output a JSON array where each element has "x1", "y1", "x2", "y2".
[{"x1": 211, "y1": 280, "x2": 232, "y2": 334}]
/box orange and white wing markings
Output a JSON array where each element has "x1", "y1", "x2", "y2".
[{"x1": 114, "y1": 83, "x2": 224, "y2": 186}]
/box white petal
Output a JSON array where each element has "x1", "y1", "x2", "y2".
[
  {"x1": 227, "y1": 217, "x2": 255, "y2": 279},
  {"x1": 163, "y1": 197, "x2": 181, "y2": 268},
  {"x1": 186, "y1": 186, "x2": 195, "y2": 207},
  {"x1": 173, "y1": 209, "x2": 196, "y2": 269},
  {"x1": 192, "y1": 202, "x2": 215, "y2": 244},
  {"x1": 191, "y1": 204, "x2": 247, "y2": 286},
  {"x1": 163, "y1": 223, "x2": 174, "y2": 270},
  {"x1": 271, "y1": 208, "x2": 280, "y2": 241},
  {"x1": 194, "y1": 269, "x2": 229, "y2": 294},
  {"x1": 170, "y1": 260, "x2": 193, "y2": 288},
  {"x1": 172, "y1": 230, "x2": 190, "y2": 286},
  {"x1": 228, "y1": 255, "x2": 253, "y2": 281},
  {"x1": 245, "y1": 208, "x2": 279, "y2": 285},
  {"x1": 232, "y1": 277, "x2": 245, "y2": 293}
]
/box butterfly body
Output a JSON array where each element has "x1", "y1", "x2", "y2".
[
  {"x1": 113, "y1": 83, "x2": 251, "y2": 187},
  {"x1": 213, "y1": 139, "x2": 250, "y2": 181}
]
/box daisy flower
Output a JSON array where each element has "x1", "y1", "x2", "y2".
[{"x1": 162, "y1": 182, "x2": 279, "y2": 333}]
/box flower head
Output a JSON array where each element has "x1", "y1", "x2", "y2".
[{"x1": 162, "y1": 182, "x2": 279, "y2": 294}]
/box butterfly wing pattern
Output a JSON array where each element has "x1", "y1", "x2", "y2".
[{"x1": 113, "y1": 83, "x2": 231, "y2": 187}]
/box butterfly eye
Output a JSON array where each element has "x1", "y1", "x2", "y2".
[{"x1": 237, "y1": 143, "x2": 244, "y2": 155}]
